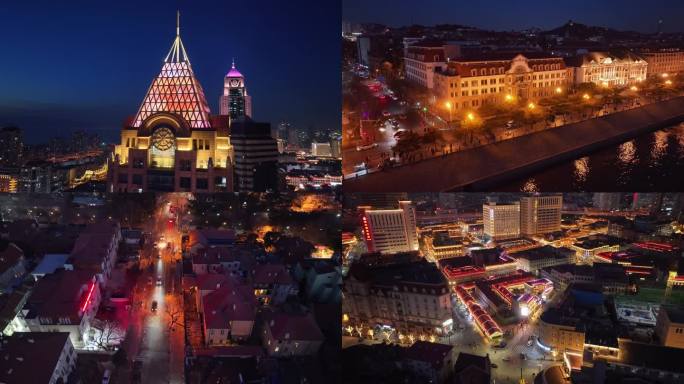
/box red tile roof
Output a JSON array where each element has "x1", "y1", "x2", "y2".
[
  {"x1": 0, "y1": 332, "x2": 71, "y2": 384},
  {"x1": 202, "y1": 279, "x2": 256, "y2": 329},
  {"x1": 252, "y1": 264, "x2": 294, "y2": 285},
  {"x1": 0, "y1": 243, "x2": 24, "y2": 276},
  {"x1": 264, "y1": 311, "x2": 324, "y2": 341},
  {"x1": 25, "y1": 269, "x2": 95, "y2": 323},
  {"x1": 405, "y1": 341, "x2": 453, "y2": 370}
]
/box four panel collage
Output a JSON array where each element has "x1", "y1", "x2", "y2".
[{"x1": 1, "y1": 1, "x2": 683, "y2": 384}]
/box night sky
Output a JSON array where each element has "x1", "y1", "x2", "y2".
[
  {"x1": 344, "y1": 0, "x2": 684, "y2": 33},
  {"x1": 1, "y1": 0, "x2": 340, "y2": 144}
]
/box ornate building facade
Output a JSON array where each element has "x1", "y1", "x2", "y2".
[
  {"x1": 433, "y1": 53, "x2": 570, "y2": 113},
  {"x1": 566, "y1": 51, "x2": 647, "y2": 86},
  {"x1": 108, "y1": 16, "x2": 233, "y2": 192}
]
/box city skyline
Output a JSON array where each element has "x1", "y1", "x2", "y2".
[
  {"x1": 343, "y1": 0, "x2": 683, "y2": 33},
  {"x1": 0, "y1": 1, "x2": 340, "y2": 144}
]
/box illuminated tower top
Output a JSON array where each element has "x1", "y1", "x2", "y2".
[
  {"x1": 220, "y1": 59, "x2": 252, "y2": 118},
  {"x1": 133, "y1": 11, "x2": 212, "y2": 129}
]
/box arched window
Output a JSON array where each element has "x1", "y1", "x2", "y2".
[
  {"x1": 471, "y1": 69, "x2": 477, "y2": 76},
  {"x1": 490, "y1": 68, "x2": 495, "y2": 75},
  {"x1": 481, "y1": 68, "x2": 486, "y2": 76}
]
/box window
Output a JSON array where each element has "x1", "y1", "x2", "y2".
[
  {"x1": 179, "y1": 160, "x2": 191, "y2": 171},
  {"x1": 481, "y1": 79, "x2": 487, "y2": 86},
  {"x1": 471, "y1": 69, "x2": 477, "y2": 76},
  {"x1": 472, "y1": 90, "x2": 478, "y2": 96},
  {"x1": 196, "y1": 178, "x2": 208, "y2": 190},
  {"x1": 180, "y1": 177, "x2": 191, "y2": 189},
  {"x1": 471, "y1": 80, "x2": 477, "y2": 87},
  {"x1": 132, "y1": 158, "x2": 144, "y2": 168},
  {"x1": 461, "y1": 82, "x2": 467, "y2": 87},
  {"x1": 490, "y1": 88, "x2": 496, "y2": 93},
  {"x1": 118, "y1": 174, "x2": 128, "y2": 184},
  {"x1": 192, "y1": 139, "x2": 197, "y2": 150},
  {"x1": 480, "y1": 68, "x2": 486, "y2": 76},
  {"x1": 126, "y1": 138, "x2": 130, "y2": 147},
  {"x1": 490, "y1": 68, "x2": 495, "y2": 75},
  {"x1": 132, "y1": 174, "x2": 143, "y2": 185},
  {"x1": 462, "y1": 91, "x2": 468, "y2": 96}
]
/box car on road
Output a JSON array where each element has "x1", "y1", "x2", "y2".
[
  {"x1": 356, "y1": 143, "x2": 378, "y2": 151},
  {"x1": 506, "y1": 120, "x2": 516, "y2": 129},
  {"x1": 156, "y1": 277, "x2": 162, "y2": 286},
  {"x1": 502, "y1": 357, "x2": 511, "y2": 362},
  {"x1": 382, "y1": 111, "x2": 391, "y2": 117},
  {"x1": 527, "y1": 340, "x2": 534, "y2": 347},
  {"x1": 151, "y1": 301, "x2": 158, "y2": 312},
  {"x1": 353, "y1": 163, "x2": 367, "y2": 172}
]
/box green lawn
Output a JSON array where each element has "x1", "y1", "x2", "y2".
[{"x1": 625, "y1": 287, "x2": 684, "y2": 306}]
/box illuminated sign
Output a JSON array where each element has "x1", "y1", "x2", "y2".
[{"x1": 81, "y1": 281, "x2": 96, "y2": 313}]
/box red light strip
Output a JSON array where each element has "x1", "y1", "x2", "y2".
[{"x1": 81, "y1": 282, "x2": 95, "y2": 312}]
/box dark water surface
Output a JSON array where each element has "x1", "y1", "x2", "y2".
[{"x1": 498, "y1": 123, "x2": 684, "y2": 192}]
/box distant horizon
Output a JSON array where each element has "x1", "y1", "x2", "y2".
[
  {"x1": 344, "y1": 18, "x2": 650, "y2": 35},
  {"x1": 343, "y1": 0, "x2": 683, "y2": 34}
]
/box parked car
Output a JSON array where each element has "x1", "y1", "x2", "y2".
[{"x1": 151, "y1": 301, "x2": 158, "y2": 312}]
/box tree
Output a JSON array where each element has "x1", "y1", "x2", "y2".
[
  {"x1": 166, "y1": 306, "x2": 182, "y2": 331},
  {"x1": 92, "y1": 319, "x2": 124, "y2": 351}
]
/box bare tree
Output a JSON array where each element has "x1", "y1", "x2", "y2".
[
  {"x1": 166, "y1": 307, "x2": 182, "y2": 331},
  {"x1": 92, "y1": 319, "x2": 124, "y2": 351}
]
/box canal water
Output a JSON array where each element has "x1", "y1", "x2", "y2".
[{"x1": 498, "y1": 123, "x2": 684, "y2": 192}]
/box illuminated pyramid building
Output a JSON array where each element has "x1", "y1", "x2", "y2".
[{"x1": 108, "y1": 13, "x2": 233, "y2": 192}]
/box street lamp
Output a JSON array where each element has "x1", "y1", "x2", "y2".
[
  {"x1": 505, "y1": 94, "x2": 514, "y2": 102},
  {"x1": 466, "y1": 112, "x2": 475, "y2": 121},
  {"x1": 662, "y1": 73, "x2": 669, "y2": 78},
  {"x1": 555, "y1": 87, "x2": 562, "y2": 94},
  {"x1": 665, "y1": 79, "x2": 673, "y2": 86},
  {"x1": 445, "y1": 101, "x2": 453, "y2": 122},
  {"x1": 601, "y1": 81, "x2": 609, "y2": 88},
  {"x1": 582, "y1": 93, "x2": 591, "y2": 100},
  {"x1": 528, "y1": 102, "x2": 536, "y2": 110},
  {"x1": 630, "y1": 85, "x2": 638, "y2": 91}
]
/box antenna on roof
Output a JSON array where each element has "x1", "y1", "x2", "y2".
[
  {"x1": 165, "y1": 10, "x2": 189, "y2": 63},
  {"x1": 176, "y1": 10, "x2": 180, "y2": 37}
]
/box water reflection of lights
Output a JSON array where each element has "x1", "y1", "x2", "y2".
[
  {"x1": 573, "y1": 157, "x2": 589, "y2": 183},
  {"x1": 651, "y1": 131, "x2": 668, "y2": 161},
  {"x1": 618, "y1": 141, "x2": 637, "y2": 165}
]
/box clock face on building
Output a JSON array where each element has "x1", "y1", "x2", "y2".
[
  {"x1": 230, "y1": 78, "x2": 241, "y2": 87},
  {"x1": 151, "y1": 127, "x2": 175, "y2": 151}
]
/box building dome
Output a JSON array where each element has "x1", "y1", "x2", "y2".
[{"x1": 226, "y1": 60, "x2": 243, "y2": 78}]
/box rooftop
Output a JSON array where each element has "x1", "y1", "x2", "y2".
[
  {"x1": 513, "y1": 245, "x2": 574, "y2": 261},
  {"x1": 404, "y1": 341, "x2": 453, "y2": 370},
  {"x1": 202, "y1": 278, "x2": 256, "y2": 329},
  {"x1": 252, "y1": 263, "x2": 294, "y2": 285},
  {"x1": 24, "y1": 269, "x2": 95, "y2": 322},
  {"x1": 263, "y1": 311, "x2": 324, "y2": 341},
  {"x1": 0, "y1": 243, "x2": 23, "y2": 276},
  {"x1": 0, "y1": 332, "x2": 71, "y2": 384}
]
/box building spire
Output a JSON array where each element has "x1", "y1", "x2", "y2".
[
  {"x1": 165, "y1": 10, "x2": 189, "y2": 63},
  {"x1": 232, "y1": 58, "x2": 235, "y2": 68}
]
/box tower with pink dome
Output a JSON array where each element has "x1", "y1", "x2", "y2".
[{"x1": 219, "y1": 60, "x2": 252, "y2": 118}]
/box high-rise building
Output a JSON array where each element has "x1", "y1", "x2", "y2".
[
  {"x1": 107, "y1": 14, "x2": 233, "y2": 193},
  {"x1": 593, "y1": 193, "x2": 622, "y2": 211},
  {"x1": 231, "y1": 118, "x2": 278, "y2": 192},
  {"x1": 520, "y1": 194, "x2": 563, "y2": 236},
  {"x1": 219, "y1": 60, "x2": 252, "y2": 118},
  {"x1": 311, "y1": 142, "x2": 332, "y2": 157},
  {"x1": 0, "y1": 126, "x2": 23, "y2": 168},
  {"x1": 360, "y1": 201, "x2": 418, "y2": 254},
  {"x1": 483, "y1": 200, "x2": 520, "y2": 240}
]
